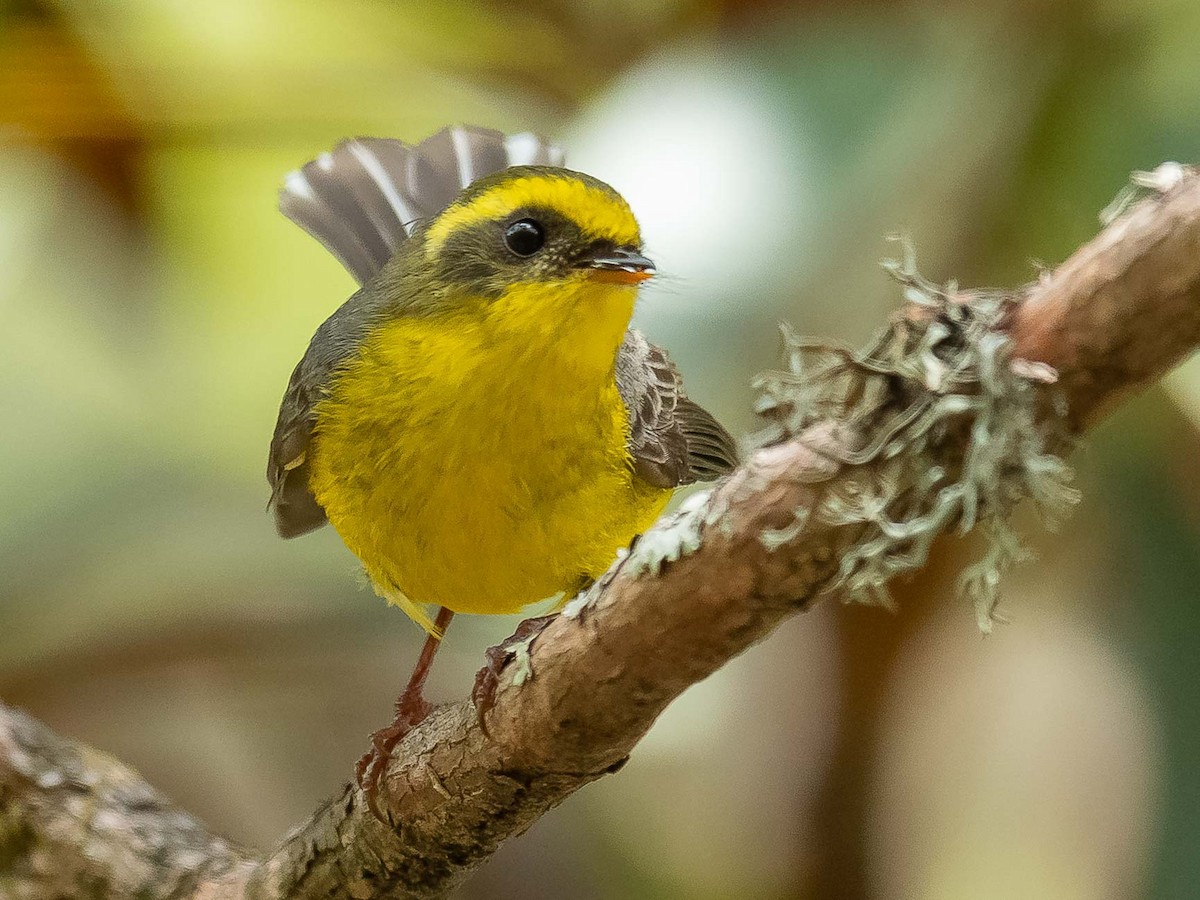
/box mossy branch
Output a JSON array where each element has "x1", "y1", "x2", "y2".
[
  {"x1": 751, "y1": 243, "x2": 1079, "y2": 630},
  {"x1": 5, "y1": 164, "x2": 1200, "y2": 899}
]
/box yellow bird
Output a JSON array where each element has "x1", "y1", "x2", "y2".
[{"x1": 267, "y1": 125, "x2": 737, "y2": 806}]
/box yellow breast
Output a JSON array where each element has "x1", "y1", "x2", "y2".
[{"x1": 306, "y1": 278, "x2": 670, "y2": 629}]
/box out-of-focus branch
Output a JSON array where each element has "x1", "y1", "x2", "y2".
[
  {"x1": 5, "y1": 166, "x2": 1200, "y2": 900},
  {"x1": 0, "y1": 703, "x2": 251, "y2": 898}
]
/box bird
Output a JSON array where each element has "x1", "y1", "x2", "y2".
[{"x1": 266, "y1": 125, "x2": 738, "y2": 813}]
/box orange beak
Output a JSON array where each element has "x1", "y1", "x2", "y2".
[
  {"x1": 588, "y1": 267, "x2": 655, "y2": 285},
  {"x1": 582, "y1": 248, "x2": 656, "y2": 285}
]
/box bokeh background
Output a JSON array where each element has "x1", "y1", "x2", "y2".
[{"x1": 3, "y1": 0, "x2": 1200, "y2": 897}]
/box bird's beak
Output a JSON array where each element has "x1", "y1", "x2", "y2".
[{"x1": 582, "y1": 247, "x2": 656, "y2": 284}]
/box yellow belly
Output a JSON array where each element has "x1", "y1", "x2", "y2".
[{"x1": 306, "y1": 280, "x2": 671, "y2": 629}]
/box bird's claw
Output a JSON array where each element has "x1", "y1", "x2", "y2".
[
  {"x1": 356, "y1": 694, "x2": 433, "y2": 824},
  {"x1": 471, "y1": 614, "x2": 557, "y2": 736}
]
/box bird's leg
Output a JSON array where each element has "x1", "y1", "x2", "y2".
[{"x1": 357, "y1": 605, "x2": 454, "y2": 822}]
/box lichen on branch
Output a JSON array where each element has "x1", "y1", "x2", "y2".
[{"x1": 753, "y1": 242, "x2": 1080, "y2": 630}]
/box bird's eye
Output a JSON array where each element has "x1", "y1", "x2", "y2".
[{"x1": 504, "y1": 219, "x2": 545, "y2": 257}]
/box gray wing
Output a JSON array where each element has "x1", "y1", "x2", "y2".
[
  {"x1": 267, "y1": 365, "x2": 324, "y2": 539},
  {"x1": 616, "y1": 330, "x2": 739, "y2": 488},
  {"x1": 269, "y1": 125, "x2": 564, "y2": 538},
  {"x1": 267, "y1": 291, "x2": 381, "y2": 537}
]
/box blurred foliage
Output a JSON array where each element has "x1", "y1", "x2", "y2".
[{"x1": 3, "y1": 0, "x2": 1200, "y2": 897}]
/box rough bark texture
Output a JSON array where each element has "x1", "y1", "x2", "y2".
[
  {"x1": 5, "y1": 166, "x2": 1200, "y2": 899},
  {"x1": 0, "y1": 705, "x2": 252, "y2": 898}
]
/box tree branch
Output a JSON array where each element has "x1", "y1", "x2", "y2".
[
  {"x1": 1010, "y1": 164, "x2": 1200, "y2": 429},
  {"x1": 5, "y1": 165, "x2": 1200, "y2": 899},
  {"x1": 0, "y1": 704, "x2": 251, "y2": 897}
]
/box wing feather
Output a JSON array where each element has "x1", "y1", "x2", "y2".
[{"x1": 616, "y1": 331, "x2": 739, "y2": 489}]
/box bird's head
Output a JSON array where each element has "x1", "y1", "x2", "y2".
[{"x1": 417, "y1": 167, "x2": 655, "y2": 303}]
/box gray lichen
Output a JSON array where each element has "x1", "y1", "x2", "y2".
[
  {"x1": 509, "y1": 635, "x2": 536, "y2": 687},
  {"x1": 580, "y1": 483, "x2": 739, "y2": 607},
  {"x1": 1099, "y1": 161, "x2": 1189, "y2": 224},
  {"x1": 758, "y1": 505, "x2": 812, "y2": 552},
  {"x1": 624, "y1": 489, "x2": 718, "y2": 579},
  {"x1": 753, "y1": 241, "x2": 1079, "y2": 631}
]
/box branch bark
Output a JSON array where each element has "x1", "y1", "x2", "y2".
[{"x1": 5, "y1": 166, "x2": 1200, "y2": 900}]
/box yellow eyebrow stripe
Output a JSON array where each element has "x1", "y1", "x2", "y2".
[{"x1": 424, "y1": 174, "x2": 640, "y2": 257}]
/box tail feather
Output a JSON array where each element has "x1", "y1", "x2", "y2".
[
  {"x1": 402, "y1": 139, "x2": 461, "y2": 216},
  {"x1": 280, "y1": 165, "x2": 383, "y2": 286},
  {"x1": 279, "y1": 125, "x2": 564, "y2": 286},
  {"x1": 413, "y1": 126, "x2": 507, "y2": 197},
  {"x1": 342, "y1": 141, "x2": 419, "y2": 250}
]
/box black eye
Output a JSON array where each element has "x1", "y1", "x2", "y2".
[{"x1": 504, "y1": 219, "x2": 545, "y2": 257}]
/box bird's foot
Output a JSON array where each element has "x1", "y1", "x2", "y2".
[
  {"x1": 356, "y1": 691, "x2": 433, "y2": 824},
  {"x1": 471, "y1": 614, "x2": 557, "y2": 735}
]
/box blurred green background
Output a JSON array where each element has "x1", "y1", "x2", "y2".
[{"x1": 3, "y1": 0, "x2": 1200, "y2": 897}]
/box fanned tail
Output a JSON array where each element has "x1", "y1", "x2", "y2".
[{"x1": 279, "y1": 125, "x2": 565, "y2": 285}]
